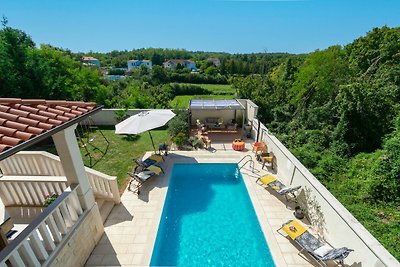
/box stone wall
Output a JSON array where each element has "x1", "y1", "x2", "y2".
[{"x1": 49, "y1": 204, "x2": 104, "y2": 267}]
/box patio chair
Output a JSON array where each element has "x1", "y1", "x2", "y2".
[
  {"x1": 127, "y1": 165, "x2": 163, "y2": 194},
  {"x1": 256, "y1": 174, "x2": 301, "y2": 206},
  {"x1": 256, "y1": 149, "x2": 274, "y2": 170},
  {"x1": 278, "y1": 220, "x2": 353, "y2": 266},
  {"x1": 252, "y1": 142, "x2": 266, "y2": 153}
]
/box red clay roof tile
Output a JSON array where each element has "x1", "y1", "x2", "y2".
[
  {"x1": 0, "y1": 98, "x2": 22, "y2": 104},
  {"x1": 47, "y1": 119, "x2": 63, "y2": 126},
  {"x1": 0, "y1": 98, "x2": 98, "y2": 157},
  {"x1": 0, "y1": 126, "x2": 17, "y2": 136},
  {"x1": 21, "y1": 99, "x2": 47, "y2": 105},
  {"x1": 0, "y1": 144, "x2": 12, "y2": 152},
  {"x1": 14, "y1": 104, "x2": 40, "y2": 114},
  {"x1": 0, "y1": 134, "x2": 23, "y2": 146}
]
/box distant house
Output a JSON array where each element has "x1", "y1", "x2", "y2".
[
  {"x1": 127, "y1": 60, "x2": 152, "y2": 70},
  {"x1": 163, "y1": 59, "x2": 197, "y2": 71},
  {"x1": 82, "y1": 56, "x2": 101, "y2": 67},
  {"x1": 207, "y1": 57, "x2": 221, "y2": 67}
]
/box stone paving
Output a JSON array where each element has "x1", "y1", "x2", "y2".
[{"x1": 85, "y1": 142, "x2": 319, "y2": 266}]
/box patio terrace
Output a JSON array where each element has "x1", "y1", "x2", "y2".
[{"x1": 86, "y1": 141, "x2": 323, "y2": 267}]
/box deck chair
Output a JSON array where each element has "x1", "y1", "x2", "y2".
[
  {"x1": 135, "y1": 154, "x2": 164, "y2": 168},
  {"x1": 256, "y1": 149, "x2": 274, "y2": 170},
  {"x1": 278, "y1": 220, "x2": 353, "y2": 266},
  {"x1": 252, "y1": 142, "x2": 266, "y2": 153},
  {"x1": 127, "y1": 165, "x2": 164, "y2": 194},
  {"x1": 256, "y1": 174, "x2": 301, "y2": 206}
]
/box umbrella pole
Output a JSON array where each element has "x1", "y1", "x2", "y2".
[{"x1": 148, "y1": 131, "x2": 157, "y2": 154}]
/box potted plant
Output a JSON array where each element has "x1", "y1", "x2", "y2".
[
  {"x1": 43, "y1": 193, "x2": 59, "y2": 207},
  {"x1": 294, "y1": 206, "x2": 305, "y2": 219}
]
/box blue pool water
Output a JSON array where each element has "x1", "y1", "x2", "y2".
[{"x1": 150, "y1": 163, "x2": 275, "y2": 266}]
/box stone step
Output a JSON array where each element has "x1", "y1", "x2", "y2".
[
  {"x1": 96, "y1": 198, "x2": 105, "y2": 210},
  {"x1": 98, "y1": 200, "x2": 114, "y2": 224}
]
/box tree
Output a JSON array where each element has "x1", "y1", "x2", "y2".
[{"x1": 0, "y1": 24, "x2": 35, "y2": 97}]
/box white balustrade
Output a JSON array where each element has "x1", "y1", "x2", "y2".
[
  {"x1": 0, "y1": 176, "x2": 67, "y2": 206},
  {"x1": 0, "y1": 185, "x2": 84, "y2": 266},
  {"x1": 0, "y1": 151, "x2": 120, "y2": 204}
]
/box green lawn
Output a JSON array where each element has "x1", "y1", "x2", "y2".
[
  {"x1": 78, "y1": 126, "x2": 170, "y2": 187},
  {"x1": 170, "y1": 94, "x2": 235, "y2": 108},
  {"x1": 179, "y1": 83, "x2": 235, "y2": 95}
]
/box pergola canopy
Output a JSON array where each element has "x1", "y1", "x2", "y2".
[{"x1": 189, "y1": 99, "x2": 245, "y2": 110}]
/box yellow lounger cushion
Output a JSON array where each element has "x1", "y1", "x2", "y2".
[
  {"x1": 271, "y1": 185, "x2": 281, "y2": 190},
  {"x1": 263, "y1": 156, "x2": 273, "y2": 162},
  {"x1": 149, "y1": 154, "x2": 163, "y2": 162},
  {"x1": 259, "y1": 174, "x2": 277, "y2": 185},
  {"x1": 147, "y1": 165, "x2": 162, "y2": 175},
  {"x1": 282, "y1": 220, "x2": 307, "y2": 239}
]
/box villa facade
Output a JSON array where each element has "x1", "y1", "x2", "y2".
[
  {"x1": 0, "y1": 98, "x2": 398, "y2": 266},
  {"x1": 127, "y1": 60, "x2": 152, "y2": 70},
  {"x1": 163, "y1": 59, "x2": 197, "y2": 71},
  {"x1": 0, "y1": 99, "x2": 120, "y2": 266}
]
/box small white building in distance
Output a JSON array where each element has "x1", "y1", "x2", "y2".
[
  {"x1": 82, "y1": 56, "x2": 101, "y2": 67},
  {"x1": 163, "y1": 59, "x2": 197, "y2": 71},
  {"x1": 127, "y1": 60, "x2": 153, "y2": 70}
]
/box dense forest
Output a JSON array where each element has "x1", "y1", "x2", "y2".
[
  {"x1": 1, "y1": 19, "x2": 399, "y2": 259},
  {"x1": 233, "y1": 26, "x2": 400, "y2": 258}
]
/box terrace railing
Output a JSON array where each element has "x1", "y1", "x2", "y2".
[
  {"x1": 0, "y1": 151, "x2": 120, "y2": 204},
  {"x1": 0, "y1": 176, "x2": 67, "y2": 207},
  {"x1": 251, "y1": 118, "x2": 399, "y2": 267},
  {"x1": 0, "y1": 185, "x2": 84, "y2": 266}
]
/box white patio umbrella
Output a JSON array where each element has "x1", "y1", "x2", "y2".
[{"x1": 115, "y1": 110, "x2": 176, "y2": 152}]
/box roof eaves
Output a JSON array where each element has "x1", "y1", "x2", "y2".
[{"x1": 0, "y1": 105, "x2": 103, "y2": 161}]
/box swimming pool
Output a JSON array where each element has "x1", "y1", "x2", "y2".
[{"x1": 150, "y1": 163, "x2": 275, "y2": 266}]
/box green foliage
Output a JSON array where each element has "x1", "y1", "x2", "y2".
[
  {"x1": 291, "y1": 46, "x2": 349, "y2": 107},
  {"x1": 108, "y1": 68, "x2": 125, "y2": 75},
  {"x1": 232, "y1": 26, "x2": 400, "y2": 259},
  {"x1": 43, "y1": 193, "x2": 58, "y2": 207},
  {"x1": 0, "y1": 26, "x2": 106, "y2": 101},
  {"x1": 167, "y1": 109, "x2": 189, "y2": 139},
  {"x1": 188, "y1": 136, "x2": 203, "y2": 149},
  {"x1": 0, "y1": 24, "x2": 35, "y2": 97},
  {"x1": 370, "y1": 116, "x2": 400, "y2": 203},
  {"x1": 172, "y1": 132, "x2": 187, "y2": 147},
  {"x1": 169, "y1": 83, "x2": 211, "y2": 96},
  {"x1": 114, "y1": 109, "x2": 129, "y2": 123},
  {"x1": 335, "y1": 81, "x2": 397, "y2": 153}
]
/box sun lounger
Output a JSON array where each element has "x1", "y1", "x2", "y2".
[
  {"x1": 135, "y1": 154, "x2": 164, "y2": 168},
  {"x1": 256, "y1": 174, "x2": 301, "y2": 206},
  {"x1": 128, "y1": 164, "x2": 164, "y2": 194},
  {"x1": 278, "y1": 220, "x2": 353, "y2": 266}
]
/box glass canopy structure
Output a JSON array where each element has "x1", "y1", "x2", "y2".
[{"x1": 189, "y1": 99, "x2": 245, "y2": 110}]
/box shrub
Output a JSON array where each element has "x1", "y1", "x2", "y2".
[
  {"x1": 168, "y1": 109, "x2": 189, "y2": 139},
  {"x1": 173, "y1": 132, "x2": 187, "y2": 147},
  {"x1": 189, "y1": 136, "x2": 203, "y2": 149}
]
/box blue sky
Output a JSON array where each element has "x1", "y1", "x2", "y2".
[{"x1": 1, "y1": 0, "x2": 399, "y2": 54}]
